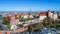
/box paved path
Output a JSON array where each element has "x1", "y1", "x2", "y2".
[{"x1": 23, "y1": 18, "x2": 43, "y2": 27}]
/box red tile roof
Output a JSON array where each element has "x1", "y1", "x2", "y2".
[
  {"x1": 35, "y1": 12, "x2": 46, "y2": 16},
  {"x1": 39, "y1": 13, "x2": 46, "y2": 16},
  {"x1": 39, "y1": 12, "x2": 46, "y2": 16}
]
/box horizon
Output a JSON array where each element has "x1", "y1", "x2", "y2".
[{"x1": 0, "y1": 0, "x2": 60, "y2": 11}]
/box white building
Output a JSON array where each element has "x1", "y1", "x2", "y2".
[
  {"x1": 48, "y1": 10, "x2": 57, "y2": 20},
  {"x1": 29, "y1": 15, "x2": 34, "y2": 18},
  {"x1": 21, "y1": 14, "x2": 28, "y2": 18},
  {"x1": 21, "y1": 14, "x2": 34, "y2": 18},
  {"x1": 53, "y1": 13, "x2": 57, "y2": 20},
  {"x1": 50, "y1": 13, "x2": 53, "y2": 18},
  {"x1": 39, "y1": 13, "x2": 46, "y2": 20}
]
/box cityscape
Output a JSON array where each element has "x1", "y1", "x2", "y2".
[
  {"x1": 0, "y1": 10, "x2": 60, "y2": 34},
  {"x1": 0, "y1": 0, "x2": 60, "y2": 34}
]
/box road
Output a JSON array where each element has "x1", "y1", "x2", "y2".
[{"x1": 23, "y1": 18, "x2": 43, "y2": 27}]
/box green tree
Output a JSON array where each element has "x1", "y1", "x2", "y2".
[
  {"x1": 28, "y1": 24, "x2": 35, "y2": 32},
  {"x1": 2, "y1": 17, "x2": 10, "y2": 25},
  {"x1": 2, "y1": 17, "x2": 10, "y2": 29},
  {"x1": 58, "y1": 16, "x2": 60, "y2": 19},
  {"x1": 17, "y1": 24, "x2": 23, "y2": 28},
  {"x1": 43, "y1": 17, "x2": 52, "y2": 28},
  {"x1": 34, "y1": 23, "x2": 44, "y2": 29},
  {"x1": 28, "y1": 23, "x2": 44, "y2": 32},
  {"x1": 56, "y1": 20, "x2": 60, "y2": 28},
  {"x1": 19, "y1": 17, "x2": 29, "y2": 22},
  {"x1": 51, "y1": 20, "x2": 57, "y2": 28}
]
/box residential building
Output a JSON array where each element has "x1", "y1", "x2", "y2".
[
  {"x1": 10, "y1": 15, "x2": 16, "y2": 31},
  {"x1": 10, "y1": 15, "x2": 20, "y2": 31},
  {"x1": 53, "y1": 12, "x2": 57, "y2": 20},
  {"x1": 21, "y1": 14, "x2": 28, "y2": 18},
  {"x1": 39, "y1": 12, "x2": 46, "y2": 20},
  {"x1": 50, "y1": 13, "x2": 53, "y2": 18},
  {"x1": 47, "y1": 10, "x2": 57, "y2": 20},
  {"x1": 28, "y1": 14, "x2": 34, "y2": 18}
]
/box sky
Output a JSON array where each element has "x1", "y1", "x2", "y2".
[{"x1": 0, "y1": 0, "x2": 60, "y2": 11}]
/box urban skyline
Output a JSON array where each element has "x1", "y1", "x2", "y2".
[{"x1": 0, "y1": 0, "x2": 60, "y2": 34}]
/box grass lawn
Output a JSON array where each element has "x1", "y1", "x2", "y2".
[{"x1": 19, "y1": 18, "x2": 34, "y2": 22}]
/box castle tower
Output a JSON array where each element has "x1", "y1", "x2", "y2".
[{"x1": 47, "y1": 10, "x2": 51, "y2": 18}]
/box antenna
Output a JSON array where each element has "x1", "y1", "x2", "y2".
[
  {"x1": 30, "y1": 8, "x2": 31, "y2": 12},
  {"x1": 29, "y1": 8, "x2": 32, "y2": 15}
]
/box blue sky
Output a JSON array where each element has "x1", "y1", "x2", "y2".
[{"x1": 0, "y1": 0, "x2": 60, "y2": 11}]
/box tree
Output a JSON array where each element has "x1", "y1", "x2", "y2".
[
  {"x1": 58, "y1": 16, "x2": 60, "y2": 19},
  {"x1": 51, "y1": 20, "x2": 57, "y2": 28},
  {"x1": 56, "y1": 20, "x2": 60, "y2": 28},
  {"x1": 28, "y1": 23, "x2": 44, "y2": 32},
  {"x1": 28, "y1": 24, "x2": 35, "y2": 32},
  {"x1": 43, "y1": 17, "x2": 52, "y2": 28},
  {"x1": 2, "y1": 17, "x2": 10, "y2": 29},
  {"x1": 2, "y1": 17, "x2": 10, "y2": 25},
  {"x1": 34, "y1": 23, "x2": 44, "y2": 29},
  {"x1": 19, "y1": 17, "x2": 29, "y2": 22},
  {"x1": 17, "y1": 24, "x2": 23, "y2": 28}
]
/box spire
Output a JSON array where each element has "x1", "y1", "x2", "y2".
[
  {"x1": 29, "y1": 8, "x2": 32, "y2": 15},
  {"x1": 30, "y1": 8, "x2": 31, "y2": 12}
]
